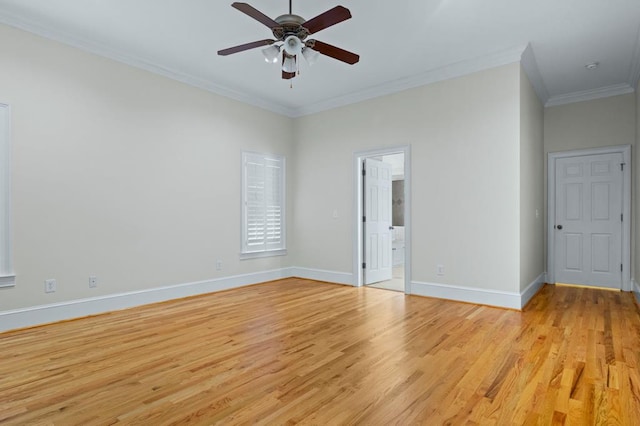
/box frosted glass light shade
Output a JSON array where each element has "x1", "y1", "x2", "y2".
[
  {"x1": 283, "y1": 35, "x2": 302, "y2": 56},
  {"x1": 302, "y1": 47, "x2": 319, "y2": 65},
  {"x1": 282, "y1": 54, "x2": 297, "y2": 73},
  {"x1": 262, "y1": 45, "x2": 280, "y2": 63}
]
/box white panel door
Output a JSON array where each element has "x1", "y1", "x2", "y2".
[
  {"x1": 364, "y1": 158, "x2": 393, "y2": 285},
  {"x1": 554, "y1": 153, "x2": 623, "y2": 289}
]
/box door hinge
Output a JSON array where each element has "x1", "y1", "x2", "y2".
[
  {"x1": 621, "y1": 213, "x2": 623, "y2": 222},
  {"x1": 362, "y1": 262, "x2": 366, "y2": 269},
  {"x1": 621, "y1": 264, "x2": 623, "y2": 272},
  {"x1": 621, "y1": 163, "x2": 625, "y2": 171},
  {"x1": 363, "y1": 216, "x2": 366, "y2": 223},
  {"x1": 362, "y1": 168, "x2": 366, "y2": 176}
]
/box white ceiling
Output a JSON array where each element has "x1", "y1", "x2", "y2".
[{"x1": 0, "y1": 0, "x2": 639, "y2": 117}]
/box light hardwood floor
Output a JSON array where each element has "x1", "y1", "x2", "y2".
[
  {"x1": 367, "y1": 265, "x2": 405, "y2": 292},
  {"x1": 1, "y1": 279, "x2": 639, "y2": 424}
]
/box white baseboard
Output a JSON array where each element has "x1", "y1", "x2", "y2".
[
  {"x1": 289, "y1": 267, "x2": 354, "y2": 286},
  {"x1": 0, "y1": 268, "x2": 292, "y2": 334},
  {"x1": 520, "y1": 273, "x2": 546, "y2": 308},
  {"x1": 410, "y1": 275, "x2": 546, "y2": 310},
  {"x1": 410, "y1": 280, "x2": 522, "y2": 310},
  {"x1": 0, "y1": 267, "x2": 548, "y2": 333}
]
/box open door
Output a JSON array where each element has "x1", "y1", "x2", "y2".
[{"x1": 363, "y1": 158, "x2": 393, "y2": 284}]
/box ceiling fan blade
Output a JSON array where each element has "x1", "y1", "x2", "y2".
[
  {"x1": 303, "y1": 6, "x2": 352, "y2": 34},
  {"x1": 231, "y1": 2, "x2": 280, "y2": 28},
  {"x1": 218, "y1": 39, "x2": 276, "y2": 56},
  {"x1": 309, "y1": 40, "x2": 359, "y2": 65}
]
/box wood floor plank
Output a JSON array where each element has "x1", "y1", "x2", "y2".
[{"x1": 1, "y1": 279, "x2": 640, "y2": 424}]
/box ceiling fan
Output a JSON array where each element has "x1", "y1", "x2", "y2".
[{"x1": 218, "y1": 1, "x2": 360, "y2": 80}]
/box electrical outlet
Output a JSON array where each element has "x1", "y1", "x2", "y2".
[
  {"x1": 216, "y1": 259, "x2": 222, "y2": 271},
  {"x1": 89, "y1": 276, "x2": 97, "y2": 288},
  {"x1": 45, "y1": 279, "x2": 57, "y2": 293},
  {"x1": 436, "y1": 265, "x2": 445, "y2": 276}
]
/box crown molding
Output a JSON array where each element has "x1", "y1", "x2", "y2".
[
  {"x1": 0, "y1": 12, "x2": 526, "y2": 118},
  {"x1": 545, "y1": 83, "x2": 635, "y2": 107},
  {"x1": 4, "y1": 10, "x2": 635, "y2": 117},
  {"x1": 292, "y1": 45, "x2": 528, "y2": 117},
  {"x1": 545, "y1": 27, "x2": 639, "y2": 109},
  {"x1": 0, "y1": 13, "x2": 297, "y2": 117}
]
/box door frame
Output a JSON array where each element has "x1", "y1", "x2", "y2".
[
  {"x1": 547, "y1": 145, "x2": 631, "y2": 291},
  {"x1": 353, "y1": 145, "x2": 411, "y2": 293}
]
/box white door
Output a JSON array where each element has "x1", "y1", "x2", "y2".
[
  {"x1": 554, "y1": 153, "x2": 623, "y2": 289},
  {"x1": 364, "y1": 158, "x2": 393, "y2": 284}
]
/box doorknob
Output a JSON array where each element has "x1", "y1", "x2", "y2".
[
  {"x1": 556, "y1": 225, "x2": 563, "y2": 230},
  {"x1": 389, "y1": 226, "x2": 394, "y2": 230}
]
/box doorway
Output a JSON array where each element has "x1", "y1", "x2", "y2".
[
  {"x1": 547, "y1": 145, "x2": 631, "y2": 291},
  {"x1": 353, "y1": 146, "x2": 411, "y2": 293}
]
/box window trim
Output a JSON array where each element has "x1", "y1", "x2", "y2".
[
  {"x1": 0, "y1": 103, "x2": 14, "y2": 288},
  {"x1": 240, "y1": 151, "x2": 286, "y2": 259}
]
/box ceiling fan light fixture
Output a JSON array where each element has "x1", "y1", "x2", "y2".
[
  {"x1": 219, "y1": 2, "x2": 359, "y2": 81},
  {"x1": 262, "y1": 45, "x2": 280, "y2": 63},
  {"x1": 282, "y1": 53, "x2": 297, "y2": 73},
  {"x1": 283, "y1": 35, "x2": 303, "y2": 56},
  {"x1": 302, "y1": 47, "x2": 320, "y2": 66}
]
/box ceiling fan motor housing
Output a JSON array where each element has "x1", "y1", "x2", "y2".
[{"x1": 273, "y1": 14, "x2": 309, "y2": 41}]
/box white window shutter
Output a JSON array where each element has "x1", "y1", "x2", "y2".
[{"x1": 242, "y1": 152, "x2": 285, "y2": 255}]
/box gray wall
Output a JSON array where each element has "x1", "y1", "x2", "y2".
[
  {"x1": 519, "y1": 66, "x2": 544, "y2": 291},
  {"x1": 292, "y1": 64, "x2": 523, "y2": 293},
  {"x1": 5, "y1": 18, "x2": 635, "y2": 314},
  {"x1": 0, "y1": 24, "x2": 294, "y2": 311}
]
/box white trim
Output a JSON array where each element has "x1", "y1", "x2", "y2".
[
  {"x1": 294, "y1": 45, "x2": 527, "y2": 117},
  {"x1": 628, "y1": 24, "x2": 640, "y2": 91},
  {"x1": 0, "y1": 268, "x2": 293, "y2": 334},
  {"x1": 0, "y1": 13, "x2": 297, "y2": 118},
  {"x1": 239, "y1": 249, "x2": 287, "y2": 260},
  {"x1": 0, "y1": 274, "x2": 15, "y2": 288},
  {"x1": 410, "y1": 280, "x2": 523, "y2": 310},
  {"x1": 520, "y1": 273, "x2": 546, "y2": 308},
  {"x1": 545, "y1": 84, "x2": 635, "y2": 107},
  {"x1": 520, "y1": 44, "x2": 550, "y2": 105},
  {"x1": 0, "y1": 12, "x2": 527, "y2": 118},
  {"x1": 0, "y1": 103, "x2": 13, "y2": 287},
  {"x1": 0, "y1": 267, "x2": 551, "y2": 333},
  {"x1": 547, "y1": 145, "x2": 632, "y2": 291},
  {"x1": 2, "y1": 11, "x2": 635, "y2": 116},
  {"x1": 290, "y1": 267, "x2": 354, "y2": 286},
  {"x1": 353, "y1": 145, "x2": 412, "y2": 294}
]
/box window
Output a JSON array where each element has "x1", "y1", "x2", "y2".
[
  {"x1": 241, "y1": 151, "x2": 286, "y2": 257},
  {"x1": 0, "y1": 103, "x2": 13, "y2": 287}
]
